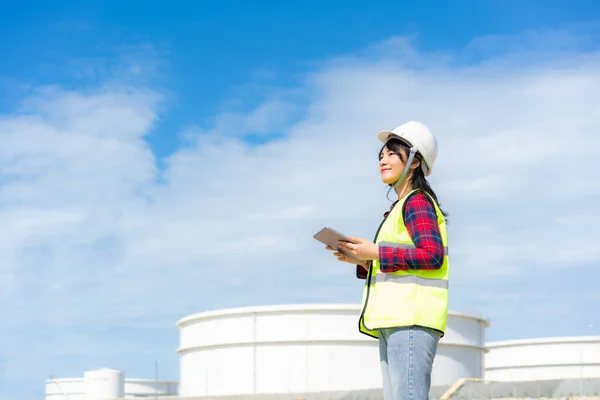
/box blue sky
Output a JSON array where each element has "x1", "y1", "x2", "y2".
[
  {"x1": 3, "y1": 0, "x2": 600, "y2": 156},
  {"x1": 2, "y1": 1, "x2": 600, "y2": 399}
]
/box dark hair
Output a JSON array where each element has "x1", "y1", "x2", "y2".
[{"x1": 379, "y1": 138, "x2": 448, "y2": 218}]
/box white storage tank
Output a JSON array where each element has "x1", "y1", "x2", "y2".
[
  {"x1": 83, "y1": 368, "x2": 124, "y2": 400},
  {"x1": 46, "y1": 378, "x2": 85, "y2": 400},
  {"x1": 124, "y1": 379, "x2": 179, "y2": 397},
  {"x1": 176, "y1": 303, "x2": 488, "y2": 396},
  {"x1": 486, "y1": 336, "x2": 600, "y2": 381},
  {"x1": 45, "y1": 369, "x2": 178, "y2": 400}
]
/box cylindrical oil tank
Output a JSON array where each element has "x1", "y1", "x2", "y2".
[
  {"x1": 83, "y1": 368, "x2": 124, "y2": 400},
  {"x1": 45, "y1": 378, "x2": 84, "y2": 400},
  {"x1": 486, "y1": 336, "x2": 600, "y2": 381},
  {"x1": 176, "y1": 303, "x2": 488, "y2": 396},
  {"x1": 124, "y1": 379, "x2": 179, "y2": 397},
  {"x1": 45, "y1": 371, "x2": 177, "y2": 400}
]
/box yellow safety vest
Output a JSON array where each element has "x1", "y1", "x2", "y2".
[{"x1": 359, "y1": 189, "x2": 449, "y2": 339}]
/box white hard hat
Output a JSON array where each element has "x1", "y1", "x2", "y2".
[{"x1": 377, "y1": 121, "x2": 437, "y2": 176}]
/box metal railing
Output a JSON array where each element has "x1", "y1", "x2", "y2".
[
  {"x1": 105, "y1": 377, "x2": 600, "y2": 400},
  {"x1": 440, "y1": 377, "x2": 600, "y2": 400}
]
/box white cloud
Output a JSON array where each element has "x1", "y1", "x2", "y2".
[{"x1": 2, "y1": 31, "x2": 600, "y2": 398}]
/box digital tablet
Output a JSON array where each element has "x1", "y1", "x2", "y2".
[{"x1": 313, "y1": 227, "x2": 361, "y2": 262}]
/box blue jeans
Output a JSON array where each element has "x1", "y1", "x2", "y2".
[{"x1": 378, "y1": 326, "x2": 441, "y2": 400}]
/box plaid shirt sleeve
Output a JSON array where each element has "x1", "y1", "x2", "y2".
[{"x1": 378, "y1": 193, "x2": 444, "y2": 272}]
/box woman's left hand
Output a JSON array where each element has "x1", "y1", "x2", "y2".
[{"x1": 338, "y1": 237, "x2": 379, "y2": 261}]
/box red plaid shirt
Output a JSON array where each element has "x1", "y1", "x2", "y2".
[{"x1": 357, "y1": 192, "x2": 444, "y2": 279}]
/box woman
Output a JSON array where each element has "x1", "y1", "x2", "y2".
[{"x1": 328, "y1": 121, "x2": 449, "y2": 400}]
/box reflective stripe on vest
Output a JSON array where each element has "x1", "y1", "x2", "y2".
[
  {"x1": 358, "y1": 190, "x2": 450, "y2": 339},
  {"x1": 375, "y1": 273, "x2": 449, "y2": 289}
]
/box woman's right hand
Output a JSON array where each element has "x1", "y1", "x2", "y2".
[{"x1": 325, "y1": 245, "x2": 365, "y2": 266}]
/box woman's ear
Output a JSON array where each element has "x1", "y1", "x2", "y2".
[{"x1": 410, "y1": 157, "x2": 421, "y2": 170}]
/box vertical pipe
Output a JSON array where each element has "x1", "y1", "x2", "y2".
[
  {"x1": 580, "y1": 343, "x2": 583, "y2": 398},
  {"x1": 155, "y1": 360, "x2": 159, "y2": 400},
  {"x1": 253, "y1": 312, "x2": 257, "y2": 394}
]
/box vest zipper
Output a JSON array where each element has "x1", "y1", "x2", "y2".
[{"x1": 357, "y1": 201, "x2": 397, "y2": 338}]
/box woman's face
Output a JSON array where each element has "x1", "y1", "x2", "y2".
[{"x1": 379, "y1": 145, "x2": 406, "y2": 185}]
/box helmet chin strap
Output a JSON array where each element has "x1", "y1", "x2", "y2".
[{"x1": 393, "y1": 146, "x2": 417, "y2": 189}]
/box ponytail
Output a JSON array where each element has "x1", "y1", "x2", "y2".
[{"x1": 409, "y1": 161, "x2": 448, "y2": 218}]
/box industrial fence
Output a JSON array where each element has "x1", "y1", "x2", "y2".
[{"x1": 105, "y1": 378, "x2": 600, "y2": 400}]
